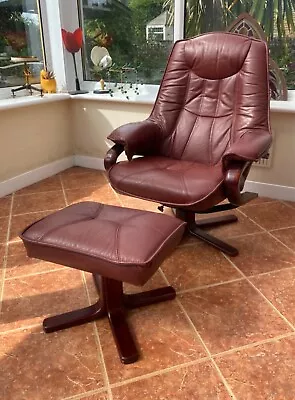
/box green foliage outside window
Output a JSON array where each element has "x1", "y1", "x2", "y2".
[
  {"x1": 82, "y1": 0, "x2": 172, "y2": 84},
  {"x1": 164, "y1": 0, "x2": 295, "y2": 88},
  {"x1": 0, "y1": 3, "x2": 42, "y2": 87}
]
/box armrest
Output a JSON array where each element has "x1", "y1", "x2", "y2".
[
  {"x1": 107, "y1": 119, "x2": 162, "y2": 160},
  {"x1": 104, "y1": 144, "x2": 124, "y2": 171},
  {"x1": 223, "y1": 129, "x2": 272, "y2": 162},
  {"x1": 224, "y1": 160, "x2": 257, "y2": 206}
]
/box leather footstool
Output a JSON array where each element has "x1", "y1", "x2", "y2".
[{"x1": 20, "y1": 202, "x2": 185, "y2": 364}]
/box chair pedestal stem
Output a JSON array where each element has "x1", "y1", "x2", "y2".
[{"x1": 175, "y1": 209, "x2": 239, "y2": 256}]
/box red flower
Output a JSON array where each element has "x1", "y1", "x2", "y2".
[{"x1": 61, "y1": 28, "x2": 83, "y2": 53}]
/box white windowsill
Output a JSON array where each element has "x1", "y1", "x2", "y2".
[
  {"x1": 1, "y1": 88, "x2": 295, "y2": 112},
  {"x1": 0, "y1": 93, "x2": 70, "y2": 111}
]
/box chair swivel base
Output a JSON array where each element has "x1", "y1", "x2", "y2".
[
  {"x1": 175, "y1": 210, "x2": 239, "y2": 256},
  {"x1": 43, "y1": 273, "x2": 176, "y2": 364}
]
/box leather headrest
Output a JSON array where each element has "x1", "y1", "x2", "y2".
[{"x1": 184, "y1": 32, "x2": 252, "y2": 80}]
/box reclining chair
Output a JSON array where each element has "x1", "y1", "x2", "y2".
[{"x1": 104, "y1": 32, "x2": 272, "y2": 256}]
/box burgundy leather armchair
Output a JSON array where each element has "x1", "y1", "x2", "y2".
[{"x1": 104, "y1": 32, "x2": 272, "y2": 256}]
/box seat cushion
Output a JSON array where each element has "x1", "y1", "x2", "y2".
[
  {"x1": 20, "y1": 202, "x2": 186, "y2": 286},
  {"x1": 108, "y1": 156, "x2": 225, "y2": 210}
]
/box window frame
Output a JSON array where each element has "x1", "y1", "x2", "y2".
[
  {"x1": 61, "y1": 0, "x2": 185, "y2": 92},
  {"x1": 0, "y1": 0, "x2": 185, "y2": 97},
  {"x1": 2, "y1": 0, "x2": 294, "y2": 100},
  {"x1": 0, "y1": 0, "x2": 55, "y2": 99}
]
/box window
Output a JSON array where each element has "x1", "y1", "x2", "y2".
[
  {"x1": 183, "y1": 1, "x2": 295, "y2": 89},
  {"x1": 0, "y1": 0, "x2": 44, "y2": 88},
  {"x1": 79, "y1": 0, "x2": 174, "y2": 85}
]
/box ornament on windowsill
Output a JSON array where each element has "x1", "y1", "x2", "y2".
[
  {"x1": 40, "y1": 69, "x2": 57, "y2": 93},
  {"x1": 91, "y1": 46, "x2": 112, "y2": 94},
  {"x1": 61, "y1": 27, "x2": 88, "y2": 95}
]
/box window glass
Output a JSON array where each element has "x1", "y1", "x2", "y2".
[
  {"x1": 80, "y1": 0, "x2": 174, "y2": 85},
  {"x1": 184, "y1": 1, "x2": 295, "y2": 89},
  {"x1": 0, "y1": 0, "x2": 44, "y2": 88}
]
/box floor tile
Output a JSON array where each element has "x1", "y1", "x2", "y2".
[
  {"x1": 241, "y1": 201, "x2": 295, "y2": 230},
  {"x1": 0, "y1": 196, "x2": 11, "y2": 218},
  {"x1": 179, "y1": 280, "x2": 291, "y2": 354},
  {"x1": 15, "y1": 175, "x2": 62, "y2": 195},
  {"x1": 112, "y1": 361, "x2": 231, "y2": 400},
  {"x1": 0, "y1": 269, "x2": 87, "y2": 332},
  {"x1": 12, "y1": 191, "x2": 65, "y2": 215},
  {"x1": 271, "y1": 227, "x2": 295, "y2": 252},
  {"x1": 251, "y1": 268, "x2": 295, "y2": 326},
  {"x1": 9, "y1": 211, "x2": 55, "y2": 242},
  {"x1": 0, "y1": 217, "x2": 9, "y2": 243},
  {"x1": 61, "y1": 169, "x2": 107, "y2": 189},
  {"x1": 161, "y1": 244, "x2": 241, "y2": 291},
  {"x1": 98, "y1": 300, "x2": 206, "y2": 384},
  {"x1": 228, "y1": 232, "x2": 295, "y2": 276},
  {"x1": 65, "y1": 185, "x2": 120, "y2": 206},
  {"x1": 216, "y1": 335, "x2": 295, "y2": 400},
  {"x1": 5, "y1": 241, "x2": 64, "y2": 279},
  {"x1": 0, "y1": 325, "x2": 105, "y2": 400}
]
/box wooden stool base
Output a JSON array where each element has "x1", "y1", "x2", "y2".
[{"x1": 43, "y1": 274, "x2": 176, "y2": 364}]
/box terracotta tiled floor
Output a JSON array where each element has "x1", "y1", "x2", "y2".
[{"x1": 1, "y1": 167, "x2": 295, "y2": 399}]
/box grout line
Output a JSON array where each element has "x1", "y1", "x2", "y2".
[
  {"x1": 15, "y1": 188, "x2": 65, "y2": 197},
  {"x1": 238, "y1": 207, "x2": 295, "y2": 253},
  {"x1": 267, "y1": 230, "x2": 295, "y2": 255},
  {"x1": 249, "y1": 264, "x2": 295, "y2": 278},
  {"x1": 0, "y1": 194, "x2": 14, "y2": 315},
  {"x1": 59, "y1": 174, "x2": 68, "y2": 206},
  {"x1": 213, "y1": 331, "x2": 295, "y2": 359},
  {"x1": 222, "y1": 253, "x2": 295, "y2": 332},
  {"x1": 270, "y1": 224, "x2": 295, "y2": 232},
  {"x1": 175, "y1": 277, "x2": 245, "y2": 295},
  {"x1": 82, "y1": 272, "x2": 112, "y2": 400},
  {"x1": 159, "y1": 268, "x2": 237, "y2": 400},
  {"x1": 62, "y1": 387, "x2": 109, "y2": 400},
  {"x1": 0, "y1": 323, "x2": 42, "y2": 335},
  {"x1": 4, "y1": 266, "x2": 68, "y2": 281},
  {"x1": 175, "y1": 297, "x2": 237, "y2": 400},
  {"x1": 12, "y1": 208, "x2": 62, "y2": 217},
  {"x1": 238, "y1": 207, "x2": 295, "y2": 256},
  {"x1": 281, "y1": 201, "x2": 295, "y2": 211},
  {"x1": 108, "y1": 357, "x2": 210, "y2": 390}
]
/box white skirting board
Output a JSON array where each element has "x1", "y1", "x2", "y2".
[
  {"x1": 0, "y1": 156, "x2": 74, "y2": 198},
  {"x1": 244, "y1": 180, "x2": 295, "y2": 202},
  {"x1": 1, "y1": 155, "x2": 295, "y2": 202},
  {"x1": 73, "y1": 155, "x2": 105, "y2": 170}
]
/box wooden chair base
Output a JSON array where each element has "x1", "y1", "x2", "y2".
[
  {"x1": 175, "y1": 210, "x2": 239, "y2": 256},
  {"x1": 43, "y1": 274, "x2": 176, "y2": 364}
]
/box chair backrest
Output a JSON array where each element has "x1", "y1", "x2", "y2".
[{"x1": 150, "y1": 32, "x2": 270, "y2": 165}]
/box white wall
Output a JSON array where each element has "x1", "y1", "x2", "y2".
[{"x1": 0, "y1": 100, "x2": 72, "y2": 182}]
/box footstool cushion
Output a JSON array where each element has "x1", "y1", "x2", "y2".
[{"x1": 20, "y1": 202, "x2": 186, "y2": 286}]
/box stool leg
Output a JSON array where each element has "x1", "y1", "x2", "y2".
[
  {"x1": 43, "y1": 275, "x2": 107, "y2": 333},
  {"x1": 124, "y1": 286, "x2": 176, "y2": 309},
  {"x1": 103, "y1": 278, "x2": 139, "y2": 364}
]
